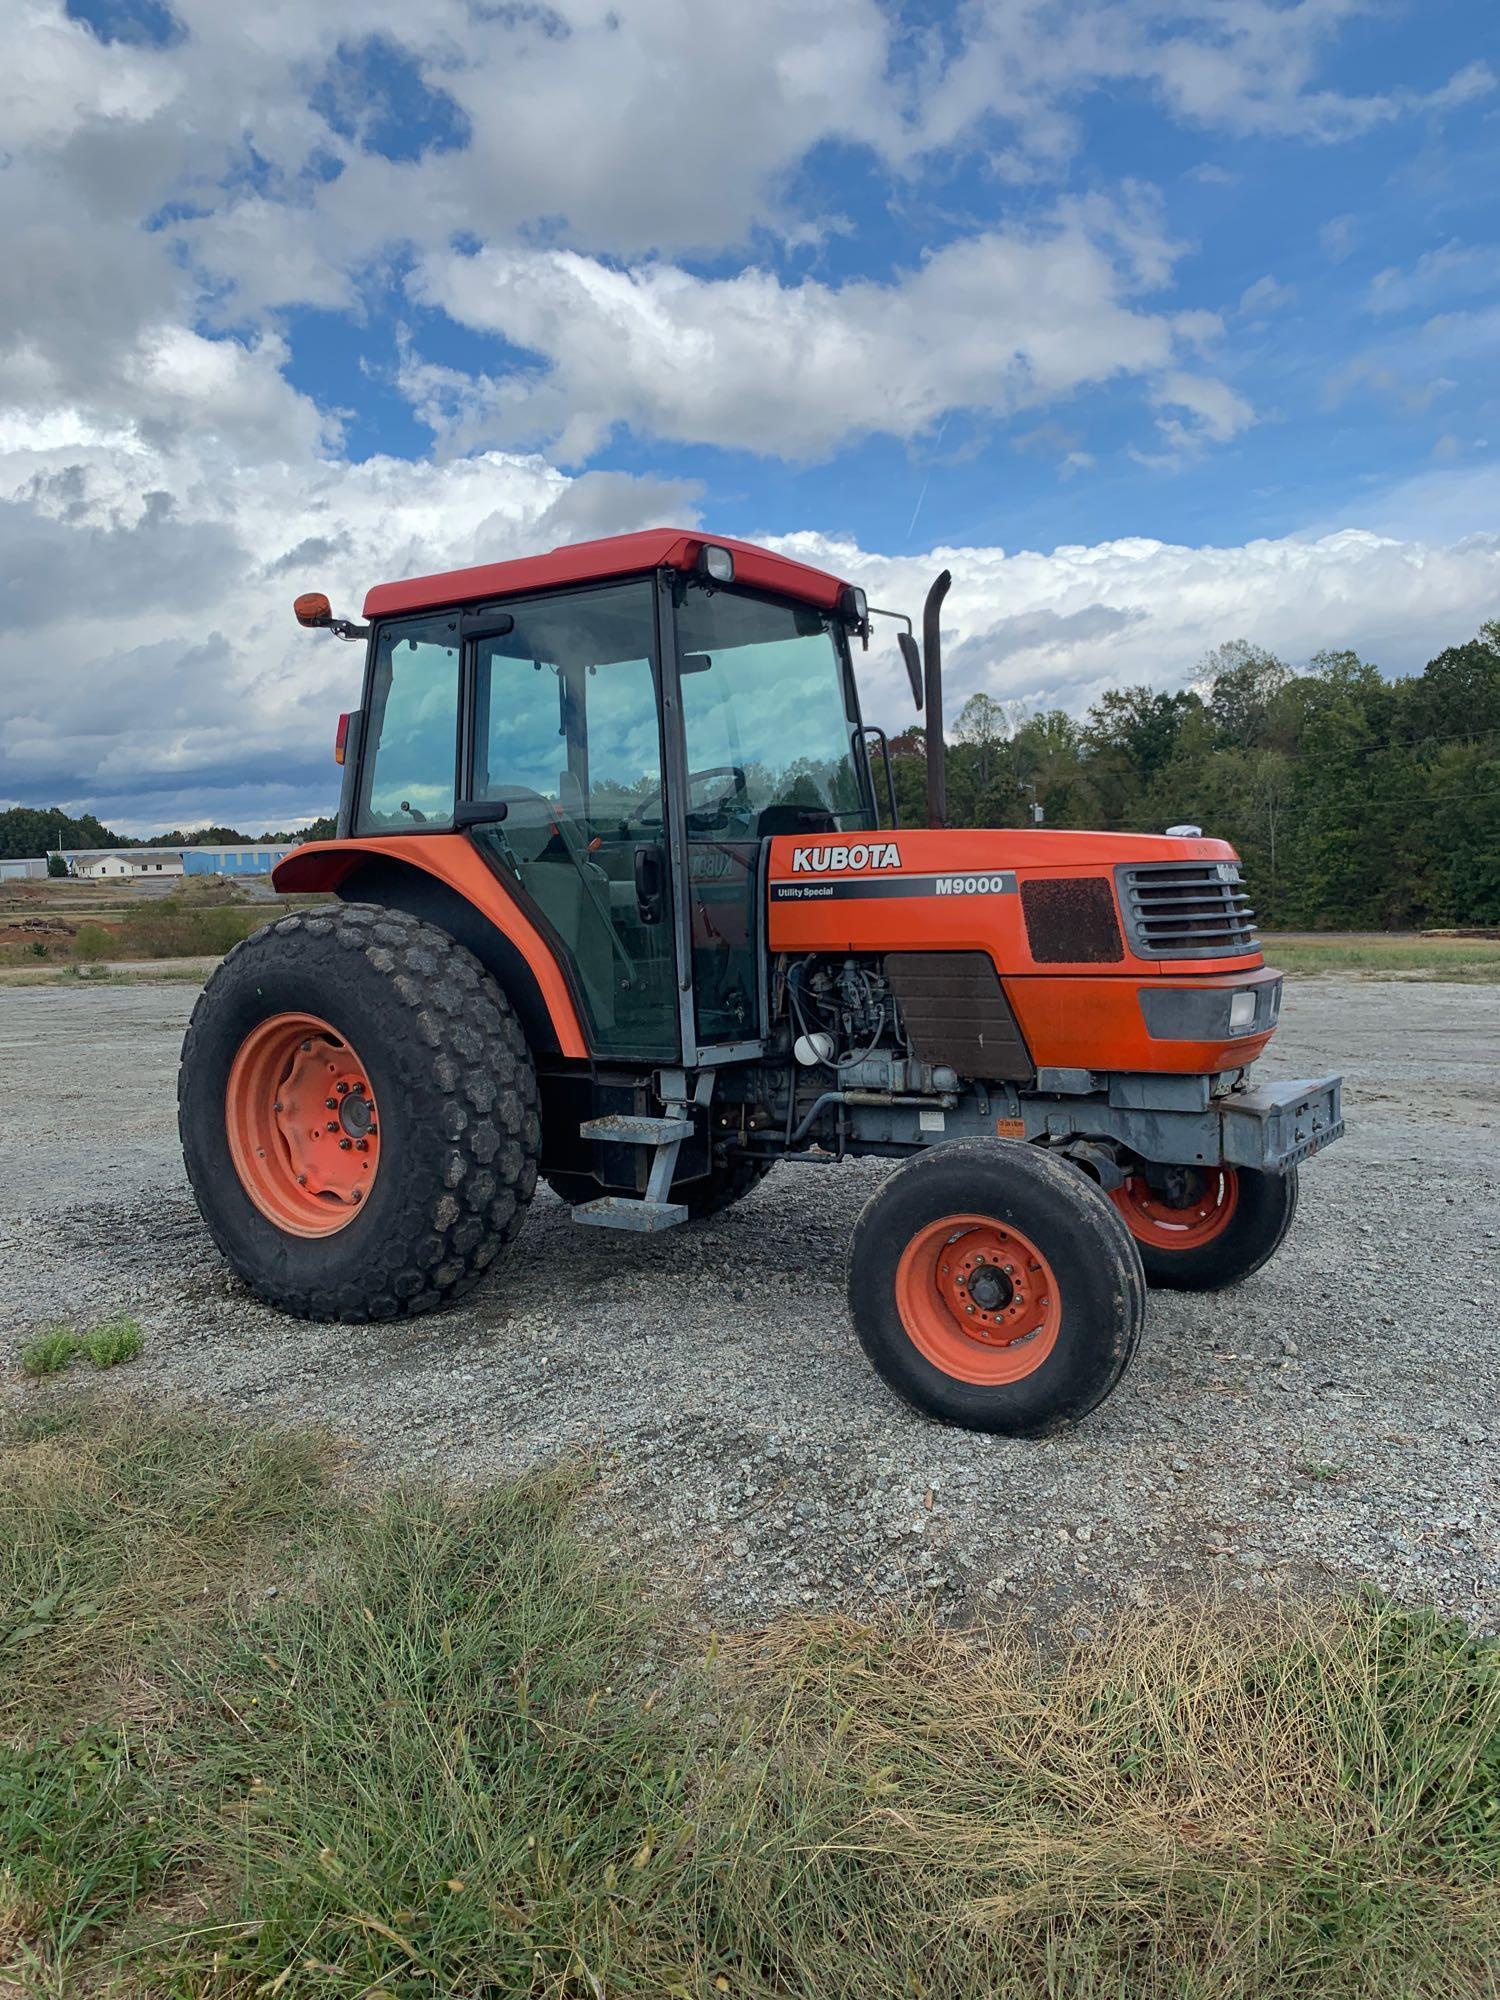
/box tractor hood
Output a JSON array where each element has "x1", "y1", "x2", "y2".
[
  {"x1": 765, "y1": 826, "x2": 1273, "y2": 1076},
  {"x1": 766, "y1": 826, "x2": 1260, "y2": 980}
]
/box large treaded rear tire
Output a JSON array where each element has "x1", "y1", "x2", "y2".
[
  {"x1": 179, "y1": 903, "x2": 539, "y2": 1321},
  {"x1": 848, "y1": 1139, "x2": 1146, "y2": 1437}
]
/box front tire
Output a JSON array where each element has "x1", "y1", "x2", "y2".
[
  {"x1": 1112, "y1": 1165, "x2": 1297, "y2": 1291},
  {"x1": 848, "y1": 1139, "x2": 1146, "y2": 1436},
  {"x1": 179, "y1": 904, "x2": 540, "y2": 1321}
]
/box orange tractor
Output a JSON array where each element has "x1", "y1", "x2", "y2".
[{"x1": 179, "y1": 530, "x2": 1343, "y2": 1434}]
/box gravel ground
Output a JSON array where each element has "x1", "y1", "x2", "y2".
[{"x1": 1, "y1": 976, "x2": 1496, "y2": 1633}]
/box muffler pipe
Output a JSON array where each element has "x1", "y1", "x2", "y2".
[{"x1": 922, "y1": 569, "x2": 952, "y2": 829}]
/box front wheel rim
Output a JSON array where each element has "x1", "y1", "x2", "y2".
[
  {"x1": 225, "y1": 1012, "x2": 380, "y2": 1237},
  {"x1": 1112, "y1": 1168, "x2": 1239, "y2": 1251},
  {"x1": 894, "y1": 1213, "x2": 1062, "y2": 1385}
]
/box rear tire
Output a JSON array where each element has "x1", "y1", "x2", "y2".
[
  {"x1": 1113, "y1": 1165, "x2": 1298, "y2": 1292},
  {"x1": 848, "y1": 1139, "x2": 1146, "y2": 1437},
  {"x1": 179, "y1": 903, "x2": 540, "y2": 1321}
]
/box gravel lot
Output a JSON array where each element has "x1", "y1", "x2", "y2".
[{"x1": 2, "y1": 976, "x2": 1496, "y2": 1632}]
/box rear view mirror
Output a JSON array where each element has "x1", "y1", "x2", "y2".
[{"x1": 898, "y1": 630, "x2": 923, "y2": 710}]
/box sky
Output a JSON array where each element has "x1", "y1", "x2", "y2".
[{"x1": 1, "y1": 0, "x2": 1497, "y2": 835}]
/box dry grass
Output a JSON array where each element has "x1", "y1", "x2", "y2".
[
  {"x1": 3, "y1": 1402, "x2": 1496, "y2": 1999},
  {"x1": 1263, "y1": 933, "x2": 1500, "y2": 981}
]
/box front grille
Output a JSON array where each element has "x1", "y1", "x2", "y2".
[{"x1": 1116, "y1": 861, "x2": 1259, "y2": 958}]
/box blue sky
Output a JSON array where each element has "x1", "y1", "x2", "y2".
[{"x1": 2, "y1": 0, "x2": 1498, "y2": 831}]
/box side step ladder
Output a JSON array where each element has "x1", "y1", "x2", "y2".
[{"x1": 570, "y1": 1114, "x2": 691, "y2": 1233}]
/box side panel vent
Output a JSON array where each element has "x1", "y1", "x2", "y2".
[
  {"x1": 884, "y1": 952, "x2": 1033, "y2": 1082},
  {"x1": 1020, "y1": 877, "x2": 1124, "y2": 964}
]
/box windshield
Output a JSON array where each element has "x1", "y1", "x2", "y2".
[{"x1": 675, "y1": 584, "x2": 872, "y2": 836}]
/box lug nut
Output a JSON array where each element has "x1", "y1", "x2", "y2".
[
  {"x1": 356, "y1": 1139, "x2": 368, "y2": 1152},
  {"x1": 336, "y1": 1080, "x2": 349, "y2": 1095},
  {"x1": 325, "y1": 1097, "x2": 338, "y2": 1110},
  {"x1": 326, "y1": 1120, "x2": 338, "y2": 1132},
  {"x1": 272, "y1": 1101, "x2": 282, "y2": 1113},
  {"x1": 351, "y1": 1188, "x2": 362, "y2": 1202},
  {"x1": 296, "y1": 1174, "x2": 307, "y2": 1186},
  {"x1": 339, "y1": 1138, "x2": 352, "y2": 1151}
]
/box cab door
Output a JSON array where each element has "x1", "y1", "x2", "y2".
[
  {"x1": 667, "y1": 574, "x2": 876, "y2": 1060},
  {"x1": 463, "y1": 579, "x2": 680, "y2": 1062}
]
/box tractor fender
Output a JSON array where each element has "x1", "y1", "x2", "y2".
[{"x1": 272, "y1": 836, "x2": 587, "y2": 1058}]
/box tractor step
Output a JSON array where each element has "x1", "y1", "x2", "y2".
[
  {"x1": 571, "y1": 1196, "x2": 690, "y2": 1233},
  {"x1": 579, "y1": 1114, "x2": 689, "y2": 1146}
]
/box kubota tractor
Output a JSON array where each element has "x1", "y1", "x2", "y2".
[{"x1": 178, "y1": 531, "x2": 1343, "y2": 1434}]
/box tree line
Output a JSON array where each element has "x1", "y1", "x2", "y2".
[
  {"x1": 0, "y1": 810, "x2": 337, "y2": 863},
  {"x1": 884, "y1": 620, "x2": 1500, "y2": 929}
]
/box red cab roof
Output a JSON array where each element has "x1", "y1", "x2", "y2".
[{"x1": 362, "y1": 529, "x2": 850, "y2": 620}]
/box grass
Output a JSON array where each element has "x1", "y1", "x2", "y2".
[
  {"x1": 17, "y1": 1332, "x2": 79, "y2": 1379},
  {"x1": 1263, "y1": 933, "x2": 1500, "y2": 982},
  {"x1": 72, "y1": 904, "x2": 267, "y2": 963},
  {"x1": 0, "y1": 963, "x2": 219, "y2": 987},
  {"x1": 79, "y1": 1318, "x2": 145, "y2": 1369},
  {"x1": 17, "y1": 1319, "x2": 143, "y2": 1379},
  {"x1": 2, "y1": 1405, "x2": 1496, "y2": 1998}
]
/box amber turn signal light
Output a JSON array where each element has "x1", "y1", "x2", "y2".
[
  {"x1": 333, "y1": 711, "x2": 351, "y2": 766},
  {"x1": 294, "y1": 591, "x2": 333, "y2": 627}
]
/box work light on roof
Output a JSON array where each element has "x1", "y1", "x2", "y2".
[
  {"x1": 697, "y1": 543, "x2": 735, "y2": 583},
  {"x1": 839, "y1": 583, "x2": 871, "y2": 649}
]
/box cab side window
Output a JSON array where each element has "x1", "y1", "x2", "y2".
[{"x1": 356, "y1": 616, "x2": 460, "y2": 831}]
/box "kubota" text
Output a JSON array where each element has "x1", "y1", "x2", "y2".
[{"x1": 790, "y1": 843, "x2": 902, "y2": 873}]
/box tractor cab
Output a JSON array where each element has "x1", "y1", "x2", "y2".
[{"x1": 336, "y1": 535, "x2": 883, "y2": 1066}]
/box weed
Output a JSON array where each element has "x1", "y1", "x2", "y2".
[
  {"x1": 17, "y1": 1331, "x2": 79, "y2": 1380},
  {"x1": 79, "y1": 1319, "x2": 143, "y2": 1370}
]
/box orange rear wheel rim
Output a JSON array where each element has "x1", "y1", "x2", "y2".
[
  {"x1": 894, "y1": 1213, "x2": 1062, "y2": 1386},
  {"x1": 1112, "y1": 1168, "x2": 1238, "y2": 1251},
  {"x1": 225, "y1": 1012, "x2": 379, "y2": 1237}
]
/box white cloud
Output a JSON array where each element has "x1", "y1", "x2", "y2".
[
  {"x1": 903, "y1": 1, "x2": 1495, "y2": 175},
  {"x1": 1320, "y1": 214, "x2": 1356, "y2": 262},
  {"x1": 1366, "y1": 241, "x2": 1500, "y2": 316},
  {"x1": 1238, "y1": 274, "x2": 1295, "y2": 316},
  {"x1": 776, "y1": 524, "x2": 1500, "y2": 728},
  {"x1": 3, "y1": 382, "x2": 1494, "y2": 832},
  {"x1": 0, "y1": 418, "x2": 701, "y2": 832},
  {"x1": 405, "y1": 202, "x2": 1234, "y2": 461}
]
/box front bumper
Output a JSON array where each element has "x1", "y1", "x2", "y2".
[
  {"x1": 824, "y1": 1071, "x2": 1346, "y2": 1175},
  {"x1": 1219, "y1": 1076, "x2": 1344, "y2": 1172}
]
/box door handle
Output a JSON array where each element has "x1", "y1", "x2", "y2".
[{"x1": 634, "y1": 844, "x2": 664, "y2": 924}]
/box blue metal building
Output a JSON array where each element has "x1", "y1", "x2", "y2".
[{"x1": 181, "y1": 844, "x2": 297, "y2": 877}]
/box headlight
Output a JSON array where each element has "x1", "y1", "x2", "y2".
[{"x1": 1228, "y1": 989, "x2": 1258, "y2": 1032}]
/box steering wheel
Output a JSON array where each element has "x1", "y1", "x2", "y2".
[{"x1": 636, "y1": 765, "x2": 749, "y2": 828}]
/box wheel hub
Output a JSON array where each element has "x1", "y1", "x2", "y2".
[
  {"x1": 963, "y1": 1262, "x2": 1013, "y2": 1313},
  {"x1": 225, "y1": 1013, "x2": 380, "y2": 1237},
  {"x1": 1112, "y1": 1166, "x2": 1239, "y2": 1251},
  {"x1": 895, "y1": 1214, "x2": 1062, "y2": 1386}
]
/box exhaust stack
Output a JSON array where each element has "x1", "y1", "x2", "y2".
[{"x1": 922, "y1": 569, "x2": 952, "y2": 829}]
